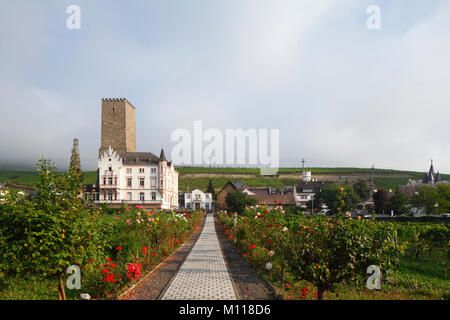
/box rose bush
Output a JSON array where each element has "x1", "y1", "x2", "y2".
[
  {"x1": 0, "y1": 157, "x2": 204, "y2": 299},
  {"x1": 218, "y1": 204, "x2": 399, "y2": 300}
]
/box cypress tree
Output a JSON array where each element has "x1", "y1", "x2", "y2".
[
  {"x1": 206, "y1": 179, "x2": 215, "y2": 200},
  {"x1": 70, "y1": 138, "x2": 81, "y2": 174}
]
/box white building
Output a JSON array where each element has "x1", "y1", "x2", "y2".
[
  {"x1": 97, "y1": 146, "x2": 178, "y2": 210},
  {"x1": 293, "y1": 181, "x2": 332, "y2": 208},
  {"x1": 184, "y1": 189, "x2": 212, "y2": 211},
  {"x1": 302, "y1": 171, "x2": 312, "y2": 182}
]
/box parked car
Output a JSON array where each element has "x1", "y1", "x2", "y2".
[
  {"x1": 317, "y1": 209, "x2": 330, "y2": 215},
  {"x1": 443, "y1": 213, "x2": 450, "y2": 218}
]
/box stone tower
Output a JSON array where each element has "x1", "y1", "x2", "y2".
[{"x1": 99, "y1": 98, "x2": 136, "y2": 157}]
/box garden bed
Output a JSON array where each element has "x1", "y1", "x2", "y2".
[
  {"x1": 214, "y1": 213, "x2": 276, "y2": 300},
  {"x1": 119, "y1": 213, "x2": 207, "y2": 300}
]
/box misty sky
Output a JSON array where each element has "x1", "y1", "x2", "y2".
[{"x1": 0, "y1": 0, "x2": 449, "y2": 172}]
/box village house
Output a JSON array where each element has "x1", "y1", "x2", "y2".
[
  {"x1": 182, "y1": 189, "x2": 213, "y2": 211},
  {"x1": 243, "y1": 187, "x2": 295, "y2": 208},
  {"x1": 293, "y1": 181, "x2": 333, "y2": 208},
  {"x1": 216, "y1": 180, "x2": 295, "y2": 210},
  {"x1": 216, "y1": 180, "x2": 244, "y2": 211}
]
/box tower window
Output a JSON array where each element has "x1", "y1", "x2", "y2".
[{"x1": 112, "y1": 107, "x2": 115, "y2": 114}]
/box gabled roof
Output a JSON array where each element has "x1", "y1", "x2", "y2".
[
  {"x1": 123, "y1": 152, "x2": 159, "y2": 164},
  {"x1": 218, "y1": 181, "x2": 237, "y2": 195},
  {"x1": 232, "y1": 180, "x2": 246, "y2": 190},
  {"x1": 247, "y1": 190, "x2": 295, "y2": 205},
  {"x1": 396, "y1": 185, "x2": 421, "y2": 197},
  {"x1": 294, "y1": 181, "x2": 333, "y2": 193}
]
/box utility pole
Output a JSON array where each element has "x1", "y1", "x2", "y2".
[
  {"x1": 302, "y1": 158, "x2": 305, "y2": 174},
  {"x1": 371, "y1": 164, "x2": 375, "y2": 186}
]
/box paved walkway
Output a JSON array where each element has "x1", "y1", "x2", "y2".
[{"x1": 161, "y1": 214, "x2": 237, "y2": 300}]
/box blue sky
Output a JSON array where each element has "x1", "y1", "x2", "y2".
[{"x1": 1, "y1": 0, "x2": 449, "y2": 172}]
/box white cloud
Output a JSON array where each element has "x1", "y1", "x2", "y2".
[{"x1": 0, "y1": 1, "x2": 450, "y2": 173}]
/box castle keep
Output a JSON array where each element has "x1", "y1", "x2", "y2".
[
  {"x1": 99, "y1": 98, "x2": 136, "y2": 157},
  {"x1": 97, "y1": 98, "x2": 178, "y2": 210}
]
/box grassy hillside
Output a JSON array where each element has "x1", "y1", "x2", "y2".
[
  {"x1": 2, "y1": 167, "x2": 448, "y2": 192},
  {"x1": 0, "y1": 170, "x2": 97, "y2": 187},
  {"x1": 179, "y1": 177, "x2": 298, "y2": 191},
  {"x1": 176, "y1": 166, "x2": 427, "y2": 175}
]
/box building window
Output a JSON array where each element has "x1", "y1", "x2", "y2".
[
  {"x1": 103, "y1": 177, "x2": 106, "y2": 185},
  {"x1": 186, "y1": 194, "x2": 191, "y2": 199},
  {"x1": 108, "y1": 177, "x2": 113, "y2": 185},
  {"x1": 160, "y1": 179, "x2": 163, "y2": 187},
  {"x1": 140, "y1": 178, "x2": 145, "y2": 187},
  {"x1": 127, "y1": 178, "x2": 132, "y2": 187},
  {"x1": 139, "y1": 168, "x2": 144, "y2": 173},
  {"x1": 127, "y1": 192, "x2": 132, "y2": 201},
  {"x1": 151, "y1": 178, "x2": 156, "y2": 188},
  {"x1": 205, "y1": 203, "x2": 209, "y2": 210},
  {"x1": 140, "y1": 193, "x2": 145, "y2": 202},
  {"x1": 108, "y1": 193, "x2": 113, "y2": 201},
  {"x1": 108, "y1": 166, "x2": 112, "y2": 172},
  {"x1": 126, "y1": 168, "x2": 132, "y2": 174},
  {"x1": 187, "y1": 203, "x2": 191, "y2": 209},
  {"x1": 151, "y1": 192, "x2": 156, "y2": 201},
  {"x1": 114, "y1": 177, "x2": 117, "y2": 185},
  {"x1": 151, "y1": 168, "x2": 156, "y2": 173}
]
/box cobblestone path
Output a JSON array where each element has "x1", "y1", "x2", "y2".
[{"x1": 161, "y1": 214, "x2": 237, "y2": 300}]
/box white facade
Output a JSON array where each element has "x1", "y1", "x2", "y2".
[
  {"x1": 302, "y1": 171, "x2": 312, "y2": 182},
  {"x1": 184, "y1": 189, "x2": 212, "y2": 211},
  {"x1": 97, "y1": 146, "x2": 178, "y2": 209},
  {"x1": 294, "y1": 186, "x2": 314, "y2": 207}
]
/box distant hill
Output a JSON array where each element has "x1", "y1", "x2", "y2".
[{"x1": 2, "y1": 167, "x2": 448, "y2": 192}]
